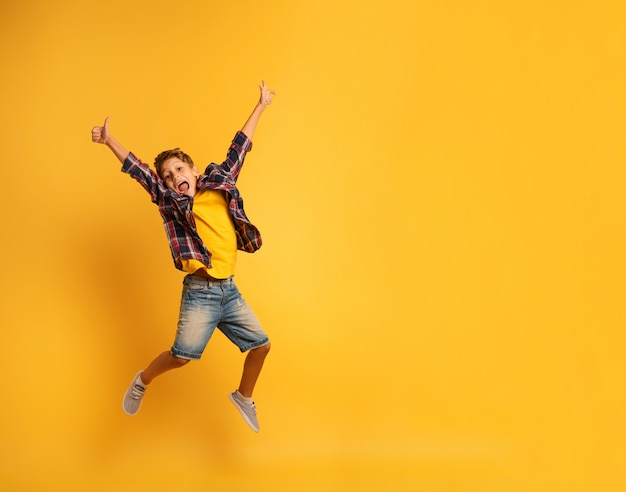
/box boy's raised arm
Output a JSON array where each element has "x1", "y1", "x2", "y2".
[
  {"x1": 91, "y1": 117, "x2": 130, "y2": 164},
  {"x1": 240, "y1": 81, "x2": 276, "y2": 140}
]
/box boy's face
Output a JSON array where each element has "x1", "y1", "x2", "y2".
[{"x1": 160, "y1": 157, "x2": 200, "y2": 197}]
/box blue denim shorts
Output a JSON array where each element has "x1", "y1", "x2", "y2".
[{"x1": 170, "y1": 274, "x2": 269, "y2": 360}]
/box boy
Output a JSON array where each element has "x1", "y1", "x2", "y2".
[{"x1": 91, "y1": 82, "x2": 276, "y2": 432}]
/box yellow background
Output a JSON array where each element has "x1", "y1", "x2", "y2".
[{"x1": 1, "y1": 1, "x2": 625, "y2": 490}]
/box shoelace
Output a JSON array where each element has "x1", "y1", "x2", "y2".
[
  {"x1": 130, "y1": 384, "x2": 145, "y2": 400},
  {"x1": 239, "y1": 397, "x2": 257, "y2": 415}
]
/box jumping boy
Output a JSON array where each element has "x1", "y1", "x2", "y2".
[{"x1": 91, "y1": 81, "x2": 276, "y2": 432}]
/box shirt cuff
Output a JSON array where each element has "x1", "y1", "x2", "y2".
[
  {"x1": 234, "y1": 131, "x2": 253, "y2": 152},
  {"x1": 121, "y1": 152, "x2": 140, "y2": 173}
]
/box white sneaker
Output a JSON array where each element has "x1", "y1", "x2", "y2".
[
  {"x1": 228, "y1": 391, "x2": 259, "y2": 432},
  {"x1": 123, "y1": 371, "x2": 146, "y2": 416}
]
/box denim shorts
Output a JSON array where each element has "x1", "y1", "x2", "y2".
[{"x1": 170, "y1": 274, "x2": 269, "y2": 360}]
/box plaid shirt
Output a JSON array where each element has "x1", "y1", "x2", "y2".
[{"x1": 121, "y1": 131, "x2": 262, "y2": 271}]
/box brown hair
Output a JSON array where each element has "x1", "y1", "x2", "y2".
[{"x1": 154, "y1": 148, "x2": 194, "y2": 178}]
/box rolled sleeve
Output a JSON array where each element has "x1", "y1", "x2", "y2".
[
  {"x1": 121, "y1": 152, "x2": 167, "y2": 203},
  {"x1": 234, "y1": 131, "x2": 253, "y2": 152}
]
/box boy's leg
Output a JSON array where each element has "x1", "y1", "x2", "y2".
[
  {"x1": 218, "y1": 279, "x2": 270, "y2": 432},
  {"x1": 229, "y1": 343, "x2": 270, "y2": 432},
  {"x1": 229, "y1": 344, "x2": 269, "y2": 432},
  {"x1": 123, "y1": 274, "x2": 220, "y2": 415},
  {"x1": 123, "y1": 351, "x2": 189, "y2": 415},
  {"x1": 237, "y1": 342, "x2": 271, "y2": 397},
  {"x1": 141, "y1": 351, "x2": 190, "y2": 385},
  {"x1": 217, "y1": 279, "x2": 270, "y2": 399}
]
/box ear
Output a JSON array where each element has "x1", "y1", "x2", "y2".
[{"x1": 192, "y1": 166, "x2": 200, "y2": 177}]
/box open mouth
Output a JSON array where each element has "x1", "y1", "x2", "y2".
[{"x1": 177, "y1": 181, "x2": 190, "y2": 193}]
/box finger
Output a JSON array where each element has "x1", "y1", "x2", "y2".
[{"x1": 103, "y1": 116, "x2": 110, "y2": 130}]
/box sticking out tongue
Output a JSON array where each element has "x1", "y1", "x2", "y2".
[{"x1": 178, "y1": 182, "x2": 189, "y2": 193}]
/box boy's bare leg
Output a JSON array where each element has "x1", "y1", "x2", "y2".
[
  {"x1": 237, "y1": 343, "x2": 271, "y2": 397},
  {"x1": 140, "y1": 351, "x2": 190, "y2": 385}
]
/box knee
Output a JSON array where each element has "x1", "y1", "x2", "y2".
[{"x1": 255, "y1": 341, "x2": 271, "y2": 356}]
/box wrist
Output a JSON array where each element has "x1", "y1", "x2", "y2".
[{"x1": 105, "y1": 134, "x2": 118, "y2": 148}]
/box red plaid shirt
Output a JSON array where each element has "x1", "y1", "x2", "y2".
[{"x1": 121, "y1": 131, "x2": 262, "y2": 271}]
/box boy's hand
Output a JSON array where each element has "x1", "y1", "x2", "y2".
[
  {"x1": 258, "y1": 81, "x2": 276, "y2": 109},
  {"x1": 91, "y1": 116, "x2": 110, "y2": 145},
  {"x1": 241, "y1": 81, "x2": 276, "y2": 139},
  {"x1": 91, "y1": 116, "x2": 130, "y2": 164}
]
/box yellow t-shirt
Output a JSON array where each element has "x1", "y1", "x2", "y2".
[{"x1": 181, "y1": 189, "x2": 237, "y2": 279}]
